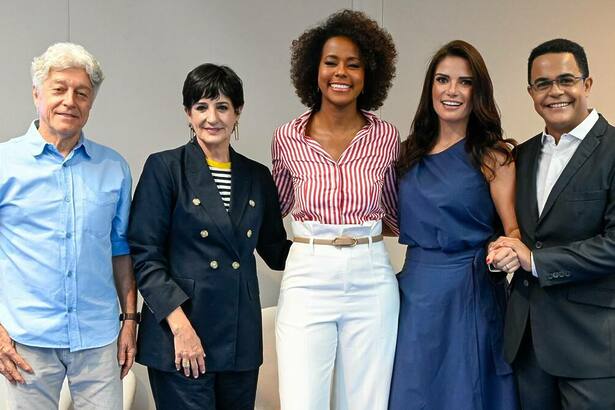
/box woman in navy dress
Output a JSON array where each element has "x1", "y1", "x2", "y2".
[{"x1": 389, "y1": 40, "x2": 520, "y2": 409}]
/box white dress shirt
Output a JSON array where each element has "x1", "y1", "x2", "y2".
[{"x1": 531, "y1": 109, "x2": 599, "y2": 276}]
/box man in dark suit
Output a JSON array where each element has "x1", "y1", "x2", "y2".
[{"x1": 489, "y1": 39, "x2": 615, "y2": 409}]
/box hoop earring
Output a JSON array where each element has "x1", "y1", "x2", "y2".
[{"x1": 233, "y1": 122, "x2": 239, "y2": 141}]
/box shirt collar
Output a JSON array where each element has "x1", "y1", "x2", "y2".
[
  {"x1": 293, "y1": 109, "x2": 377, "y2": 136},
  {"x1": 24, "y1": 120, "x2": 92, "y2": 159},
  {"x1": 541, "y1": 109, "x2": 599, "y2": 144}
]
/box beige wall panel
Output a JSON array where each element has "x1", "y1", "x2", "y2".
[{"x1": 0, "y1": 1, "x2": 68, "y2": 138}]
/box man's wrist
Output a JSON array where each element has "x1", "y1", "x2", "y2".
[
  {"x1": 530, "y1": 252, "x2": 538, "y2": 277},
  {"x1": 119, "y1": 312, "x2": 141, "y2": 323}
]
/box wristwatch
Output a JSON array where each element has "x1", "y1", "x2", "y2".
[{"x1": 119, "y1": 312, "x2": 141, "y2": 323}]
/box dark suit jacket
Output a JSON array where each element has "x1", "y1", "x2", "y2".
[
  {"x1": 504, "y1": 114, "x2": 615, "y2": 378},
  {"x1": 128, "y1": 141, "x2": 291, "y2": 372}
]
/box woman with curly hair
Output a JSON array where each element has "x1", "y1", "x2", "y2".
[
  {"x1": 272, "y1": 9, "x2": 399, "y2": 410},
  {"x1": 388, "y1": 40, "x2": 520, "y2": 409}
]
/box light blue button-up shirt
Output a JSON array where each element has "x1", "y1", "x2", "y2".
[{"x1": 0, "y1": 121, "x2": 131, "y2": 351}]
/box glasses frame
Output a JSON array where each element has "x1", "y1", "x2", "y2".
[{"x1": 528, "y1": 75, "x2": 586, "y2": 93}]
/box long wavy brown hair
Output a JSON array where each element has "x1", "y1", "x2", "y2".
[{"x1": 398, "y1": 40, "x2": 514, "y2": 180}]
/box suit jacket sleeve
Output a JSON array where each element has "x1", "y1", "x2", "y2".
[
  {"x1": 534, "y1": 170, "x2": 615, "y2": 287},
  {"x1": 256, "y1": 166, "x2": 291, "y2": 271},
  {"x1": 128, "y1": 154, "x2": 189, "y2": 322}
]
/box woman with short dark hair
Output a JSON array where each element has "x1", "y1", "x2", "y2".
[
  {"x1": 272, "y1": 10, "x2": 400, "y2": 410},
  {"x1": 129, "y1": 63, "x2": 291, "y2": 410}
]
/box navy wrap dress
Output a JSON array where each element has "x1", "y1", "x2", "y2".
[{"x1": 389, "y1": 139, "x2": 518, "y2": 410}]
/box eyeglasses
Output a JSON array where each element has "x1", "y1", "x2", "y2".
[{"x1": 529, "y1": 75, "x2": 586, "y2": 93}]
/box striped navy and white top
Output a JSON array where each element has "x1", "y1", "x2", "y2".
[{"x1": 207, "y1": 158, "x2": 232, "y2": 211}]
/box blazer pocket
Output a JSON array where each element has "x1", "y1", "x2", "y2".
[
  {"x1": 565, "y1": 189, "x2": 607, "y2": 201},
  {"x1": 567, "y1": 287, "x2": 615, "y2": 309},
  {"x1": 174, "y1": 277, "x2": 195, "y2": 298}
]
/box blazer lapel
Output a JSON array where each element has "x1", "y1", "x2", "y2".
[
  {"x1": 517, "y1": 136, "x2": 542, "y2": 229},
  {"x1": 229, "y1": 148, "x2": 252, "y2": 230},
  {"x1": 537, "y1": 118, "x2": 605, "y2": 224},
  {"x1": 184, "y1": 142, "x2": 239, "y2": 256}
]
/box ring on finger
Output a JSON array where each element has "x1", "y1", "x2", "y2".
[{"x1": 182, "y1": 360, "x2": 190, "y2": 368}]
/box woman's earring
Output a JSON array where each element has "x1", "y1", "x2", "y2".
[
  {"x1": 233, "y1": 122, "x2": 240, "y2": 141},
  {"x1": 188, "y1": 123, "x2": 196, "y2": 140}
]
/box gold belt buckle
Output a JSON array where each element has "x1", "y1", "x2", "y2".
[{"x1": 332, "y1": 236, "x2": 358, "y2": 247}]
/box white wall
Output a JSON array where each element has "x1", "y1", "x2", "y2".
[{"x1": 1, "y1": 0, "x2": 614, "y2": 408}]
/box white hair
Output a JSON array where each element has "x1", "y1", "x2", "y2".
[{"x1": 31, "y1": 42, "x2": 104, "y2": 95}]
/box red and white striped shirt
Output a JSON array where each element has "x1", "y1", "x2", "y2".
[{"x1": 272, "y1": 110, "x2": 399, "y2": 234}]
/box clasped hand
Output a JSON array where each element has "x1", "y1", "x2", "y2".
[{"x1": 487, "y1": 236, "x2": 532, "y2": 274}]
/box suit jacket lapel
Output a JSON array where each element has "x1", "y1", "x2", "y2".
[
  {"x1": 229, "y1": 148, "x2": 252, "y2": 230},
  {"x1": 537, "y1": 117, "x2": 605, "y2": 224},
  {"x1": 518, "y1": 136, "x2": 542, "y2": 230},
  {"x1": 184, "y1": 142, "x2": 239, "y2": 256}
]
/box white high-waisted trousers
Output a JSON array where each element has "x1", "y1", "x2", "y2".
[{"x1": 276, "y1": 220, "x2": 399, "y2": 410}]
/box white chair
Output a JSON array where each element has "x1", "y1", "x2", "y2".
[
  {"x1": 255, "y1": 306, "x2": 280, "y2": 410},
  {"x1": 59, "y1": 369, "x2": 136, "y2": 410}
]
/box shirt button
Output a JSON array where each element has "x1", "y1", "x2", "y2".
[
  {"x1": 64, "y1": 196, "x2": 71, "y2": 203},
  {"x1": 249, "y1": 200, "x2": 255, "y2": 207},
  {"x1": 192, "y1": 198, "x2": 201, "y2": 206},
  {"x1": 523, "y1": 280, "x2": 529, "y2": 287},
  {"x1": 210, "y1": 260, "x2": 219, "y2": 269},
  {"x1": 67, "y1": 270, "x2": 72, "y2": 277},
  {"x1": 67, "y1": 307, "x2": 73, "y2": 313},
  {"x1": 246, "y1": 229, "x2": 252, "y2": 238},
  {"x1": 535, "y1": 241, "x2": 543, "y2": 249},
  {"x1": 232, "y1": 261, "x2": 240, "y2": 270},
  {"x1": 200, "y1": 230, "x2": 209, "y2": 238},
  {"x1": 66, "y1": 232, "x2": 72, "y2": 238}
]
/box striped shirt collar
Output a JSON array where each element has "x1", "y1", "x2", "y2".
[{"x1": 292, "y1": 109, "x2": 378, "y2": 137}]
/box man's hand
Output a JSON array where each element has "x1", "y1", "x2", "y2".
[
  {"x1": 488, "y1": 236, "x2": 532, "y2": 272},
  {"x1": 0, "y1": 324, "x2": 33, "y2": 384},
  {"x1": 117, "y1": 321, "x2": 137, "y2": 379}
]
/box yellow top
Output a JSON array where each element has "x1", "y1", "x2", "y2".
[{"x1": 206, "y1": 158, "x2": 231, "y2": 169}]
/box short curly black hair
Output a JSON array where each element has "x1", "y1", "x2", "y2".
[{"x1": 290, "y1": 9, "x2": 397, "y2": 111}]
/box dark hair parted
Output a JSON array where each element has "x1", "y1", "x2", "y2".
[
  {"x1": 182, "y1": 63, "x2": 244, "y2": 113},
  {"x1": 527, "y1": 38, "x2": 589, "y2": 84},
  {"x1": 398, "y1": 40, "x2": 515, "y2": 180},
  {"x1": 290, "y1": 9, "x2": 397, "y2": 111}
]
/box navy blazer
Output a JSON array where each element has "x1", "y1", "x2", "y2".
[
  {"x1": 504, "y1": 115, "x2": 615, "y2": 378},
  {"x1": 129, "y1": 141, "x2": 291, "y2": 372}
]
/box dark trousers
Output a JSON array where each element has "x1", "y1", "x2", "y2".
[
  {"x1": 148, "y1": 367, "x2": 259, "y2": 410},
  {"x1": 513, "y1": 326, "x2": 615, "y2": 410}
]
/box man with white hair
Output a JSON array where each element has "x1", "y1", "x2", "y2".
[{"x1": 0, "y1": 43, "x2": 137, "y2": 409}]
